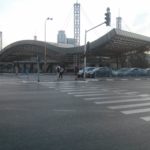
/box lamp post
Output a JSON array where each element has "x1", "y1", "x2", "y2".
[{"x1": 44, "y1": 17, "x2": 53, "y2": 73}]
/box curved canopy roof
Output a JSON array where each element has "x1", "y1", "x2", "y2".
[
  {"x1": 0, "y1": 40, "x2": 83, "y2": 62},
  {"x1": 89, "y1": 28, "x2": 150, "y2": 56},
  {"x1": 0, "y1": 28, "x2": 150, "y2": 62}
]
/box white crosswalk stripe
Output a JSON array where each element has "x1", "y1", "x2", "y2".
[
  {"x1": 60, "y1": 88, "x2": 103, "y2": 92},
  {"x1": 94, "y1": 97, "x2": 150, "y2": 104},
  {"x1": 108, "y1": 102, "x2": 150, "y2": 109},
  {"x1": 84, "y1": 94, "x2": 146, "y2": 101},
  {"x1": 40, "y1": 81, "x2": 150, "y2": 122},
  {"x1": 74, "y1": 93, "x2": 109, "y2": 97},
  {"x1": 68, "y1": 91, "x2": 101, "y2": 94},
  {"x1": 121, "y1": 108, "x2": 150, "y2": 115},
  {"x1": 67, "y1": 89, "x2": 109, "y2": 94},
  {"x1": 141, "y1": 116, "x2": 150, "y2": 121},
  {"x1": 123, "y1": 92, "x2": 139, "y2": 95},
  {"x1": 120, "y1": 79, "x2": 128, "y2": 81}
]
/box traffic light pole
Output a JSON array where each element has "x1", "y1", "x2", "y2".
[
  {"x1": 83, "y1": 22, "x2": 105, "y2": 80},
  {"x1": 83, "y1": 7, "x2": 111, "y2": 80}
]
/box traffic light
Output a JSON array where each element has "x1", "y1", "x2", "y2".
[{"x1": 105, "y1": 7, "x2": 111, "y2": 26}]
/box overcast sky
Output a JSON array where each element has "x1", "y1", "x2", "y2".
[{"x1": 0, "y1": 0, "x2": 150, "y2": 47}]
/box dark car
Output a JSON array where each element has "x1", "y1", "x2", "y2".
[
  {"x1": 88, "y1": 67, "x2": 112, "y2": 78},
  {"x1": 125, "y1": 68, "x2": 146, "y2": 77},
  {"x1": 113, "y1": 68, "x2": 129, "y2": 77},
  {"x1": 145, "y1": 68, "x2": 150, "y2": 76},
  {"x1": 77, "y1": 67, "x2": 96, "y2": 78}
]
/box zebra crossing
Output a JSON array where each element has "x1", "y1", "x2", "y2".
[{"x1": 40, "y1": 80, "x2": 150, "y2": 122}]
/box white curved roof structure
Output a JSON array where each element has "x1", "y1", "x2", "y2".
[{"x1": 0, "y1": 28, "x2": 150, "y2": 62}]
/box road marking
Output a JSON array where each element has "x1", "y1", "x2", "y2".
[
  {"x1": 84, "y1": 95, "x2": 141, "y2": 101},
  {"x1": 40, "y1": 80, "x2": 88, "y2": 84},
  {"x1": 121, "y1": 108, "x2": 150, "y2": 115},
  {"x1": 106, "y1": 78, "x2": 114, "y2": 81},
  {"x1": 68, "y1": 91, "x2": 101, "y2": 94},
  {"x1": 67, "y1": 90, "x2": 108, "y2": 94},
  {"x1": 108, "y1": 102, "x2": 150, "y2": 109},
  {"x1": 113, "y1": 89, "x2": 128, "y2": 92},
  {"x1": 74, "y1": 93, "x2": 108, "y2": 97},
  {"x1": 94, "y1": 97, "x2": 150, "y2": 104},
  {"x1": 141, "y1": 116, "x2": 150, "y2": 121},
  {"x1": 59, "y1": 87, "x2": 77, "y2": 90},
  {"x1": 53, "y1": 109, "x2": 76, "y2": 112},
  {"x1": 120, "y1": 78, "x2": 128, "y2": 81},
  {"x1": 124, "y1": 92, "x2": 139, "y2": 95},
  {"x1": 86, "y1": 79, "x2": 99, "y2": 81},
  {"x1": 49, "y1": 87, "x2": 56, "y2": 89},
  {"x1": 134, "y1": 78, "x2": 141, "y2": 80},
  {"x1": 60, "y1": 88, "x2": 103, "y2": 92}
]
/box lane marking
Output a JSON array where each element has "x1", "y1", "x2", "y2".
[
  {"x1": 108, "y1": 102, "x2": 150, "y2": 109},
  {"x1": 94, "y1": 98, "x2": 150, "y2": 104},
  {"x1": 121, "y1": 108, "x2": 150, "y2": 115}
]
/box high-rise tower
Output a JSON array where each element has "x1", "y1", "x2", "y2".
[
  {"x1": 74, "y1": 2, "x2": 80, "y2": 46},
  {"x1": 116, "y1": 16, "x2": 122, "y2": 30},
  {"x1": 57, "y1": 30, "x2": 67, "y2": 44}
]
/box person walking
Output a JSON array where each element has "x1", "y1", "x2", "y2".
[
  {"x1": 56, "y1": 65, "x2": 60, "y2": 80},
  {"x1": 59, "y1": 67, "x2": 64, "y2": 79},
  {"x1": 15, "y1": 65, "x2": 18, "y2": 75}
]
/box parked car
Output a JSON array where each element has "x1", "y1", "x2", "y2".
[
  {"x1": 124, "y1": 68, "x2": 146, "y2": 77},
  {"x1": 88, "y1": 67, "x2": 112, "y2": 78},
  {"x1": 113, "y1": 68, "x2": 130, "y2": 77},
  {"x1": 145, "y1": 68, "x2": 150, "y2": 76},
  {"x1": 77, "y1": 67, "x2": 96, "y2": 78}
]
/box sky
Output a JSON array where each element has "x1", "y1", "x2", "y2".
[{"x1": 0, "y1": 0, "x2": 150, "y2": 48}]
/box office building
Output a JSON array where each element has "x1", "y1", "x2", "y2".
[{"x1": 57, "y1": 30, "x2": 66, "y2": 44}]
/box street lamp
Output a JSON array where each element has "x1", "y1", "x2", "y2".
[{"x1": 44, "y1": 17, "x2": 53, "y2": 72}]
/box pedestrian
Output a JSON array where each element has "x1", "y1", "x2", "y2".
[
  {"x1": 75, "y1": 66, "x2": 79, "y2": 80},
  {"x1": 15, "y1": 65, "x2": 18, "y2": 75},
  {"x1": 56, "y1": 65, "x2": 60, "y2": 79},
  {"x1": 59, "y1": 67, "x2": 64, "y2": 79}
]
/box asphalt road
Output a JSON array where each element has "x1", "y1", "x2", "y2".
[{"x1": 0, "y1": 74, "x2": 150, "y2": 150}]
